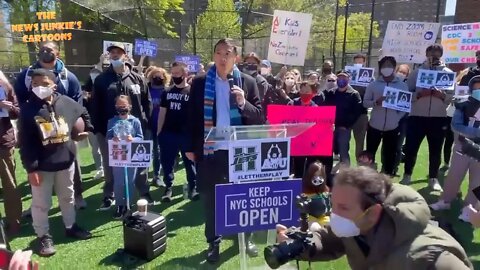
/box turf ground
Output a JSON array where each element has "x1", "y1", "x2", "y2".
[{"x1": 3, "y1": 141, "x2": 480, "y2": 270}]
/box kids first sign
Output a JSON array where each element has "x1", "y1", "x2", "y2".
[{"x1": 442, "y1": 22, "x2": 480, "y2": 64}]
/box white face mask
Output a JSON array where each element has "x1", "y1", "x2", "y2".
[
  {"x1": 32, "y1": 86, "x2": 53, "y2": 99},
  {"x1": 330, "y1": 213, "x2": 361, "y2": 237},
  {"x1": 380, "y1": 67, "x2": 394, "y2": 77},
  {"x1": 111, "y1": 59, "x2": 124, "y2": 68},
  {"x1": 326, "y1": 82, "x2": 337, "y2": 90},
  {"x1": 285, "y1": 79, "x2": 295, "y2": 87},
  {"x1": 260, "y1": 67, "x2": 270, "y2": 76},
  {"x1": 396, "y1": 73, "x2": 406, "y2": 81}
]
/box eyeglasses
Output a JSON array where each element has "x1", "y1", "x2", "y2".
[{"x1": 327, "y1": 79, "x2": 336, "y2": 82}]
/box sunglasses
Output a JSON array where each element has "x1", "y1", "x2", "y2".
[{"x1": 327, "y1": 79, "x2": 336, "y2": 82}]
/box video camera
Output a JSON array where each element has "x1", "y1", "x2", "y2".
[
  {"x1": 263, "y1": 194, "x2": 318, "y2": 269},
  {"x1": 459, "y1": 136, "x2": 480, "y2": 162}
]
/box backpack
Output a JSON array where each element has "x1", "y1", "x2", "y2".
[{"x1": 24, "y1": 65, "x2": 69, "y2": 90}]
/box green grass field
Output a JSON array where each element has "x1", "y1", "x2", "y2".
[{"x1": 3, "y1": 141, "x2": 480, "y2": 270}]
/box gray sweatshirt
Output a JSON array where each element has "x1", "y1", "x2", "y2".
[
  {"x1": 407, "y1": 62, "x2": 454, "y2": 118},
  {"x1": 364, "y1": 75, "x2": 408, "y2": 131}
]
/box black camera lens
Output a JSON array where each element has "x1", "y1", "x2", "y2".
[{"x1": 264, "y1": 245, "x2": 289, "y2": 269}]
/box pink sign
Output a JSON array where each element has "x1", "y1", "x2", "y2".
[{"x1": 267, "y1": 105, "x2": 335, "y2": 156}]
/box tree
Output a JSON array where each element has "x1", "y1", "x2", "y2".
[
  {"x1": 185, "y1": 0, "x2": 241, "y2": 62},
  {"x1": 335, "y1": 12, "x2": 380, "y2": 54}
]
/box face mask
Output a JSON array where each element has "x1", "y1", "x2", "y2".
[
  {"x1": 152, "y1": 77, "x2": 164, "y2": 86},
  {"x1": 285, "y1": 79, "x2": 295, "y2": 87},
  {"x1": 32, "y1": 86, "x2": 53, "y2": 99},
  {"x1": 311, "y1": 175, "x2": 324, "y2": 186},
  {"x1": 39, "y1": 52, "x2": 56, "y2": 63},
  {"x1": 116, "y1": 107, "x2": 130, "y2": 115},
  {"x1": 337, "y1": 79, "x2": 349, "y2": 88},
  {"x1": 380, "y1": 68, "x2": 394, "y2": 77},
  {"x1": 330, "y1": 213, "x2": 361, "y2": 237},
  {"x1": 111, "y1": 59, "x2": 124, "y2": 68},
  {"x1": 300, "y1": 93, "x2": 314, "y2": 104},
  {"x1": 172, "y1": 76, "x2": 184, "y2": 85},
  {"x1": 90, "y1": 73, "x2": 100, "y2": 83},
  {"x1": 396, "y1": 73, "x2": 406, "y2": 81},
  {"x1": 428, "y1": 56, "x2": 441, "y2": 66},
  {"x1": 472, "y1": 90, "x2": 480, "y2": 101},
  {"x1": 260, "y1": 67, "x2": 270, "y2": 76},
  {"x1": 327, "y1": 82, "x2": 337, "y2": 89}
]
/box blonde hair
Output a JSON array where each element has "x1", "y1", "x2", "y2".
[
  {"x1": 0, "y1": 70, "x2": 12, "y2": 94},
  {"x1": 147, "y1": 67, "x2": 171, "y2": 87}
]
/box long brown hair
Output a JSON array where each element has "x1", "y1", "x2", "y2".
[{"x1": 302, "y1": 161, "x2": 329, "y2": 194}]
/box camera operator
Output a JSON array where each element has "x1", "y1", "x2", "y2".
[{"x1": 274, "y1": 167, "x2": 472, "y2": 269}]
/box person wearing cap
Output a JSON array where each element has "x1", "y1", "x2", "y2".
[
  {"x1": 323, "y1": 70, "x2": 362, "y2": 166},
  {"x1": 242, "y1": 52, "x2": 271, "y2": 102},
  {"x1": 259, "y1": 59, "x2": 279, "y2": 88},
  {"x1": 401, "y1": 44, "x2": 454, "y2": 192},
  {"x1": 459, "y1": 50, "x2": 480, "y2": 86},
  {"x1": 91, "y1": 42, "x2": 153, "y2": 211},
  {"x1": 363, "y1": 56, "x2": 408, "y2": 176}
]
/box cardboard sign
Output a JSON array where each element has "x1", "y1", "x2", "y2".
[
  {"x1": 382, "y1": 86, "x2": 413, "y2": 113},
  {"x1": 215, "y1": 179, "x2": 302, "y2": 235},
  {"x1": 345, "y1": 66, "x2": 375, "y2": 87},
  {"x1": 267, "y1": 10, "x2": 313, "y2": 66},
  {"x1": 441, "y1": 22, "x2": 480, "y2": 64},
  {"x1": 267, "y1": 105, "x2": 335, "y2": 156},
  {"x1": 175, "y1": 55, "x2": 201, "y2": 73},
  {"x1": 103, "y1": 40, "x2": 133, "y2": 59},
  {"x1": 108, "y1": 140, "x2": 153, "y2": 167},
  {"x1": 382, "y1": 21, "x2": 440, "y2": 63},
  {"x1": 134, "y1": 39, "x2": 158, "y2": 57},
  {"x1": 228, "y1": 138, "x2": 290, "y2": 183},
  {"x1": 416, "y1": 69, "x2": 456, "y2": 90}
]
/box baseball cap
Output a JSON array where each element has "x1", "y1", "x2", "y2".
[
  {"x1": 244, "y1": 52, "x2": 261, "y2": 64},
  {"x1": 336, "y1": 69, "x2": 351, "y2": 77},
  {"x1": 261, "y1": 60, "x2": 271, "y2": 68},
  {"x1": 107, "y1": 42, "x2": 127, "y2": 54}
]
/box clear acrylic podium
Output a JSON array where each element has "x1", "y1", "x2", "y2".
[{"x1": 205, "y1": 123, "x2": 314, "y2": 270}]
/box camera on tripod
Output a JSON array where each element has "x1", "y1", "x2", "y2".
[
  {"x1": 263, "y1": 194, "x2": 319, "y2": 269},
  {"x1": 459, "y1": 136, "x2": 480, "y2": 162}
]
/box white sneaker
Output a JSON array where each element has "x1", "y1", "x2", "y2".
[
  {"x1": 94, "y1": 169, "x2": 104, "y2": 180},
  {"x1": 429, "y1": 200, "x2": 451, "y2": 211},
  {"x1": 429, "y1": 178, "x2": 443, "y2": 192},
  {"x1": 459, "y1": 206, "x2": 471, "y2": 222},
  {"x1": 400, "y1": 174, "x2": 411, "y2": 185}
]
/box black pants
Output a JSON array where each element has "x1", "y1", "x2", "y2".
[
  {"x1": 443, "y1": 116, "x2": 454, "y2": 165},
  {"x1": 366, "y1": 125, "x2": 399, "y2": 176},
  {"x1": 404, "y1": 116, "x2": 446, "y2": 178},
  {"x1": 390, "y1": 115, "x2": 408, "y2": 173}
]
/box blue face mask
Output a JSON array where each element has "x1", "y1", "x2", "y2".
[
  {"x1": 337, "y1": 79, "x2": 349, "y2": 88},
  {"x1": 472, "y1": 90, "x2": 480, "y2": 101}
]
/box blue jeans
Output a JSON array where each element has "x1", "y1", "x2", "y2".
[
  {"x1": 159, "y1": 132, "x2": 196, "y2": 189},
  {"x1": 334, "y1": 128, "x2": 351, "y2": 166},
  {"x1": 112, "y1": 167, "x2": 137, "y2": 206}
]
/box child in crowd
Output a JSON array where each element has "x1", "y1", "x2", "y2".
[
  {"x1": 302, "y1": 162, "x2": 332, "y2": 231},
  {"x1": 357, "y1": 151, "x2": 375, "y2": 168},
  {"x1": 107, "y1": 95, "x2": 143, "y2": 219}
]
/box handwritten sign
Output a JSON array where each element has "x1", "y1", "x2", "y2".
[
  {"x1": 382, "y1": 86, "x2": 412, "y2": 113},
  {"x1": 441, "y1": 22, "x2": 480, "y2": 64},
  {"x1": 267, "y1": 10, "x2": 312, "y2": 66},
  {"x1": 108, "y1": 140, "x2": 153, "y2": 167},
  {"x1": 10, "y1": 11, "x2": 82, "y2": 43},
  {"x1": 382, "y1": 21, "x2": 440, "y2": 63},
  {"x1": 103, "y1": 41, "x2": 133, "y2": 59},
  {"x1": 345, "y1": 66, "x2": 375, "y2": 87},
  {"x1": 134, "y1": 39, "x2": 158, "y2": 57},
  {"x1": 267, "y1": 105, "x2": 335, "y2": 156},
  {"x1": 175, "y1": 55, "x2": 201, "y2": 73},
  {"x1": 416, "y1": 69, "x2": 456, "y2": 90}
]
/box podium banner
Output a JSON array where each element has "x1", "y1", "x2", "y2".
[
  {"x1": 267, "y1": 105, "x2": 335, "y2": 156},
  {"x1": 108, "y1": 140, "x2": 153, "y2": 167}
]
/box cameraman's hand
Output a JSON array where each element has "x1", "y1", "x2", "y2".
[{"x1": 276, "y1": 224, "x2": 289, "y2": 243}]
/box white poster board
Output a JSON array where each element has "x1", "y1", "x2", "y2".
[
  {"x1": 382, "y1": 21, "x2": 440, "y2": 63},
  {"x1": 0, "y1": 86, "x2": 8, "y2": 117},
  {"x1": 228, "y1": 138, "x2": 290, "y2": 183},
  {"x1": 345, "y1": 66, "x2": 375, "y2": 87},
  {"x1": 416, "y1": 69, "x2": 456, "y2": 90},
  {"x1": 108, "y1": 140, "x2": 153, "y2": 167},
  {"x1": 267, "y1": 10, "x2": 312, "y2": 66},
  {"x1": 103, "y1": 40, "x2": 133, "y2": 59},
  {"x1": 455, "y1": 85, "x2": 470, "y2": 98},
  {"x1": 382, "y1": 86, "x2": 413, "y2": 113},
  {"x1": 441, "y1": 22, "x2": 480, "y2": 64}
]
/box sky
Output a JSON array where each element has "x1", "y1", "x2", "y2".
[{"x1": 445, "y1": 0, "x2": 457, "y2": 16}]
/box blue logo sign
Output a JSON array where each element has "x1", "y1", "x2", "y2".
[
  {"x1": 175, "y1": 55, "x2": 201, "y2": 73},
  {"x1": 215, "y1": 179, "x2": 302, "y2": 235},
  {"x1": 424, "y1": 31, "x2": 434, "y2": 40},
  {"x1": 134, "y1": 39, "x2": 157, "y2": 57}
]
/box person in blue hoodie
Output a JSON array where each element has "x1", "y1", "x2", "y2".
[{"x1": 363, "y1": 56, "x2": 408, "y2": 176}]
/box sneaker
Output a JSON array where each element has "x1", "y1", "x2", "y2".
[
  {"x1": 154, "y1": 177, "x2": 166, "y2": 187},
  {"x1": 333, "y1": 154, "x2": 340, "y2": 161},
  {"x1": 161, "y1": 188, "x2": 173, "y2": 203},
  {"x1": 37, "y1": 234, "x2": 56, "y2": 257},
  {"x1": 21, "y1": 208, "x2": 32, "y2": 219},
  {"x1": 400, "y1": 174, "x2": 411, "y2": 185},
  {"x1": 206, "y1": 243, "x2": 220, "y2": 263},
  {"x1": 98, "y1": 197, "x2": 115, "y2": 211},
  {"x1": 429, "y1": 200, "x2": 451, "y2": 211},
  {"x1": 113, "y1": 206, "x2": 127, "y2": 220},
  {"x1": 93, "y1": 169, "x2": 104, "y2": 180},
  {"x1": 429, "y1": 178, "x2": 443, "y2": 192},
  {"x1": 459, "y1": 206, "x2": 471, "y2": 223},
  {"x1": 188, "y1": 188, "x2": 200, "y2": 201},
  {"x1": 75, "y1": 196, "x2": 87, "y2": 210},
  {"x1": 65, "y1": 223, "x2": 92, "y2": 240},
  {"x1": 141, "y1": 193, "x2": 155, "y2": 205}
]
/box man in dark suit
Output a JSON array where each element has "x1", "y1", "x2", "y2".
[{"x1": 186, "y1": 38, "x2": 263, "y2": 263}]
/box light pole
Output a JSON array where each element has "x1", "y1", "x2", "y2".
[
  {"x1": 341, "y1": 1, "x2": 349, "y2": 67},
  {"x1": 367, "y1": 0, "x2": 376, "y2": 65}
]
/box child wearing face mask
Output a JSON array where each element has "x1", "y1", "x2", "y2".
[
  {"x1": 107, "y1": 95, "x2": 143, "y2": 219},
  {"x1": 302, "y1": 162, "x2": 332, "y2": 232}
]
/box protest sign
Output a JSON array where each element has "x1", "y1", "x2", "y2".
[
  {"x1": 345, "y1": 66, "x2": 375, "y2": 87},
  {"x1": 267, "y1": 105, "x2": 335, "y2": 156},
  {"x1": 108, "y1": 140, "x2": 153, "y2": 167},
  {"x1": 382, "y1": 87, "x2": 413, "y2": 113},
  {"x1": 416, "y1": 69, "x2": 456, "y2": 90},
  {"x1": 215, "y1": 179, "x2": 302, "y2": 235},
  {"x1": 0, "y1": 87, "x2": 8, "y2": 117},
  {"x1": 382, "y1": 21, "x2": 440, "y2": 63},
  {"x1": 134, "y1": 39, "x2": 158, "y2": 57},
  {"x1": 441, "y1": 22, "x2": 480, "y2": 64},
  {"x1": 267, "y1": 10, "x2": 312, "y2": 66},
  {"x1": 455, "y1": 85, "x2": 470, "y2": 98},
  {"x1": 175, "y1": 55, "x2": 201, "y2": 73},
  {"x1": 228, "y1": 138, "x2": 290, "y2": 183},
  {"x1": 103, "y1": 40, "x2": 133, "y2": 59}
]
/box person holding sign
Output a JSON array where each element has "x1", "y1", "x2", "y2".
[
  {"x1": 459, "y1": 50, "x2": 480, "y2": 86},
  {"x1": 106, "y1": 95, "x2": 143, "y2": 219},
  {"x1": 402, "y1": 44, "x2": 454, "y2": 191},
  {"x1": 186, "y1": 38, "x2": 263, "y2": 263},
  {"x1": 363, "y1": 56, "x2": 408, "y2": 176}
]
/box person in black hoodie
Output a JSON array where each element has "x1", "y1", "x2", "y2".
[
  {"x1": 18, "y1": 69, "x2": 92, "y2": 257},
  {"x1": 92, "y1": 43, "x2": 153, "y2": 210}
]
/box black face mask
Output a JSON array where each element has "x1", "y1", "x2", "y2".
[
  {"x1": 322, "y1": 67, "x2": 332, "y2": 75},
  {"x1": 152, "y1": 77, "x2": 164, "y2": 86},
  {"x1": 116, "y1": 107, "x2": 130, "y2": 115},
  {"x1": 172, "y1": 76, "x2": 184, "y2": 85},
  {"x1": 39, "y1": 52, "x2": 56, "y2": 64}
]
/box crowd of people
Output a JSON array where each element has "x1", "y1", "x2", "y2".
[{"x1": 0, "y1": 37, "x2": 480, "y2": 269}]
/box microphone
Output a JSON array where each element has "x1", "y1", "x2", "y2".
[
  {"x1": 227, "y1": 74, "x2": 237, "y2": 105},
  {"x1": 227, "y1": 74, "x2": 235, "y2": 90}
]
